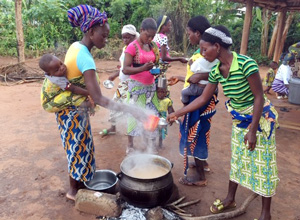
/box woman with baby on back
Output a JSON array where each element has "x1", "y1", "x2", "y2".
[{"x1": 41, "y1": 4, "x2": 145, "y2": 201}]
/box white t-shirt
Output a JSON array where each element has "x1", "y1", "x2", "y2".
[
  {"x1": 45, "y1": 75, "x2": 69, "y2": 90},
  {"x1": 119, "y1": 46, "x2": 130, "y2": 82},
  {"x1": 190, "y1": 57, "x2": 219, "y2": 84},
  {"x1": 275, "y1": 64, "x2": 292, "y2": 85}
]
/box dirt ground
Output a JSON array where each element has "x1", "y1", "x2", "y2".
[{"x1": 0, "y1": 57, "x2": 300, "y2": 220}]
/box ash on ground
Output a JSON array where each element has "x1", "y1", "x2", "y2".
[{"x1": 98, "y1": 202, "x2": 181, "y2": 220}]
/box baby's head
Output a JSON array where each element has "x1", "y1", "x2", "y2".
[
  {"x1": 39, "y1": 54, "x2": 67, "y2": 77},
  {"x1": 157, "y1": 86, "x2": 168, "y2": 100},
  {"x1": 269, "y1": 61, "x2": 278, "y2": 70}
]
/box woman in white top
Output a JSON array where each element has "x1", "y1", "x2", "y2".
[{"x1": 272, "y1": 53, "x2": 295, "y2": 99}]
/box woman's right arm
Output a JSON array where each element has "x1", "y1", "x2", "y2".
[
  {"x1": 122, "y1": 53, "x2": 154, "y2": 75},
  {"x1": 167, "y1": 83, "x2": 217, "y2": 121}
]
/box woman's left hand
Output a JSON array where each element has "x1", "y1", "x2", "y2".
[{"x1": 244, "y1": 130, "x2": 257, "y2": 151}]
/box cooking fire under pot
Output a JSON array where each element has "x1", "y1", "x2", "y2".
[{"x1": 117, "y1": 154, "x2": 174, "y2": 208}]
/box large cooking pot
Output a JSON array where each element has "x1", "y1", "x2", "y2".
[{"x1": 117, "y1": 154, "x2": 173, "y2": 208}]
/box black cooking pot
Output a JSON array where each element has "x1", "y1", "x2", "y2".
[{"x1": 117, "y1": 154, "x2": 173, "y2": 208}]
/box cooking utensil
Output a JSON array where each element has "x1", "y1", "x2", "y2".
[
  {"x1": 157, "y1": 77, "x2": 167, "y2": 89},
  {"x1": 84, "y1": 170, "x2": 118, "y2": 194},
  {"x1": 117, "y1": 154, "x2": 174, "y2": 208},
  {"x1": 143, "y1": 115, "x2": 160, "y2": 131},
  {"x1": 158, "y1": 117, "x2": 168, "y2": 129},
  {"x1": 149, "y1": 66, "x2": 161, "y2": 75},
  {"x1": 103, "y1": 80, "x2": 115, "y2": 89}
]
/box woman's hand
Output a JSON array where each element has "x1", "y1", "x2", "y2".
[
  {"x1": 168, "y1": 76, "x2": 179, "y2": 86},
  {"x1": 143, "y1": 62, "x2": 155, "y2": 71},
  {"x1": 167, "y1": 112, "x2": 177, "y2": 122},
  {"x1": 244, "y1": 130, "x2": 257, "y2": 151},
  {"x1": 180, "y1": 58, "x2": 189, "y2": 64}
]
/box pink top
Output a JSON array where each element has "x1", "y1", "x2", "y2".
[{"x1": 125, "y1": 40, "x2": 156, "y2": 85}]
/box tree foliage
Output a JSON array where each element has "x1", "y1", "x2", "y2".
[{"x1": 2, "y1": 0, "x2": 300, "y2": 64}]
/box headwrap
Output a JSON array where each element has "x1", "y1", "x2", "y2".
[
  {"x1": 157, "y1": 15, "x2": 169, "y2": 33},
  {"x1": 121, "y1": 24, "x2": 139, "y2": 38},
  {"x1": 204, "y1": 27, "x2": 233, "y2": 45},
  {"x1": 67, "y1": 5, "x2": 107, "y2": 33},
  {"x1": 283, "y1": 52, "x2": 295, "y2": 65},
  {"x1": 288, "y1": 42, "x2": 300, "y2": 59}
]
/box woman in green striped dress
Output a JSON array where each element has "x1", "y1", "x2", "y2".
[{"x1": 167, "y1": 25, "x2": 279, "y2": 220}]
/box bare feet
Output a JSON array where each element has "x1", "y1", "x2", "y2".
[{"x1": 66, "y1": 190, "x2": 76, "y2": 201}]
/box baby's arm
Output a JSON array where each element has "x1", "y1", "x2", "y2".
[{"x1": 66, "y1": 83, "x2": 89, "y2": 96}]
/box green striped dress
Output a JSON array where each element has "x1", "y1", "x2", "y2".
[{"x1": 208, "y1": 52, "x2": 279, "y2": 197}]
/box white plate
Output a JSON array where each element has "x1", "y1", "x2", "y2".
[{"x1": 103, "y1": 80, "x2": 114, "y2": 89}]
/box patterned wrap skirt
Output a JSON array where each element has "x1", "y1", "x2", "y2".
[
  {"x1": 56, "y1": 106, "x2": 95, "y2": 182},
  {"x1": 109, "y1": 80, "x2": 129, "y2": 125},
  {"x1": 271, "y1": 78, "x2": 289, "y2": 95},
  {"x1": 127, "y1": 79, "x2": 160, "y2": 137},
  {"x1": 228, "y1": 100, "x2": 279, "y2": 197},
  {"x1": 179, "y1": 95, "x2": 218, "y2": 175}
]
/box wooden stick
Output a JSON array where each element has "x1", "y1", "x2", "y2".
[
  {"x1": 166, "y1": 196, "x2": 186, "y2": 206},
  {"x1": 181, "y1": 193, "x2": 258, "y2": 220},
  {"x1": 169, "y1": 205, "x2": 186, "y2": 213},
  {"x1": 173, "y1": 210, "x2": 193, "y2": 217},
  {"x1": 176, "y1": 199, "x2": 201, "y2": 208}
]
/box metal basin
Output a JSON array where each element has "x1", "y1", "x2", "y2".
[{"x1": 84, "y1": 170, "x2": 118, "y2": 194}]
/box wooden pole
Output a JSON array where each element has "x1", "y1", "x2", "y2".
[
  {"x1": 261, "y1": 8, "x2": 271, "y2": 56},
  {"x1": 15, "y1": 0, "x2": 25, "y2": 63},
  {"x1": 278, "y1": 12, "x2": 294, "y2": 58},
  {"x1": 268, "y1": 14, "x2": 279, "y2": 59},
  {"x1": 240, "y1": 0, "x2": 253, "y2": 55},
  {"x1": 273, "y1": 9, "x2": 287, "y2": 62}
]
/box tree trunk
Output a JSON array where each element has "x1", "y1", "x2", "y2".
[
  {"x1": 15, "y1": 0, "x2": 25, "y2": 63},
  {"x1": 278, "y1": 12, "x2": 294, "y2": 57},
  {"x1": 267, "y1": 15, "x2": 279, "y2": 59},
  {"x1": 273, "y1": 10, "x2": 287, "y2": 62},
  {"x1": 240, "y1": 0, "x2": 254, "y2": 55},
  {"x1": 261, "y1": 8, "x2": 271, "y2": 56}
]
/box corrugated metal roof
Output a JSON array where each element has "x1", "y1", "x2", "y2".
[{"x1": 229, "y1": 0, "x2": 300, "y2": 11}]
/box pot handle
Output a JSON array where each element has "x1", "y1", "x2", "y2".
[
  {"x1": 171, "y1": 162, "x2": 174, "y2": 168},
  {"x1": 116, "y1": 172, "x2": 122, "y2": 179}
]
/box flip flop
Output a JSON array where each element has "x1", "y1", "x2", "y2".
[
  {"x1": 178, "y1": 177, "x2": 207, "y2": 187},
  {"x1": 210, "y1": 199, "x2": 236, "y2": 214},
  {"x1": 99, "y1": 129, "x2": 116, "y2": 137}
]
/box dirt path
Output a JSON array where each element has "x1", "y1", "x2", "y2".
[{"x1": 0, "y1": 58, "x2": 300, "y2": 220}]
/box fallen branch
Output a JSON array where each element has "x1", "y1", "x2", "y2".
[
  {"x1": 181, "y1": 193, "x2": 258, "y2": 220},
  {"x1": 167, "y1": 196, "x2": 186, "y2": 206},
  {"x1": 176, "y1": 199, "x2": 201, "y2": 208},
  {"x1": 173, "y1": 210, "x2": 193, "y2": 217}
]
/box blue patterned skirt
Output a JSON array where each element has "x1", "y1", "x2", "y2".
[
  {"x1": 179, "y1": 95, "x2": 217, "y2": 175},
  {"x1": 55, "y1": 106, "x2": 95, "y2": 182}
]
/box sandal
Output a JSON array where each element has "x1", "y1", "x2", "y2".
[
  {"x1": 210, "y1": 199, "x2": 236, "y2": 214},
  {"x1": 178, "y1": 177, "x2": 207, "y2": 187},
  {"x1": 99, "y1": 129, "x2": 116, "y2": 137}
]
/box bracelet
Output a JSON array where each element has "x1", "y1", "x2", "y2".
[{"x1": 66, "y1": 82, "x2": 72, "y2": 90}]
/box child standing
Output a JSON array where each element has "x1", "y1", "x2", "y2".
[
  {"x1": 157, "y1": 82, "x2": 174, "y2": 148},
  {"x1": 263, "y1": 61, "x2": 278, "y2": 94}
]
